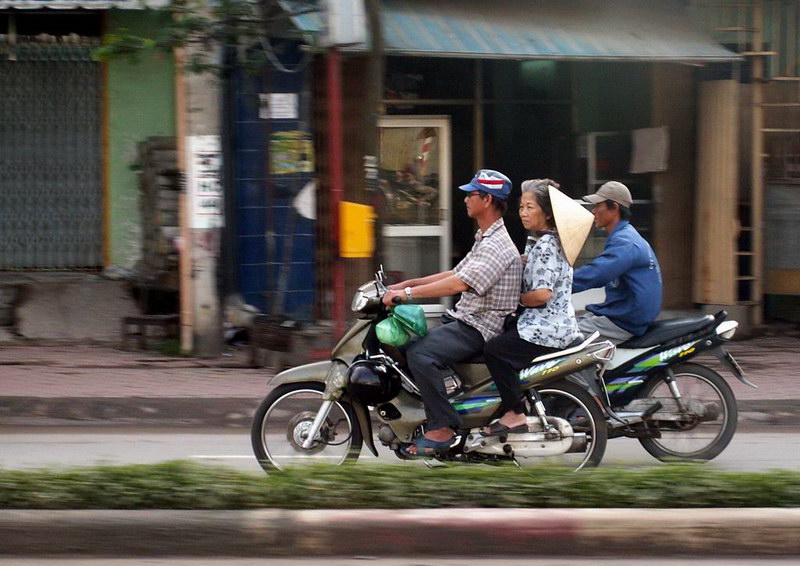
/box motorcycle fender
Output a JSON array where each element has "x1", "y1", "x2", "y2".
[
  {"x1": 709, "y1": 347, "x2": 757, "y2": 388},
  {"x1": 346, "y1": 396, "x2": 379, "y2": 458},
  {"x1": 269, "y1": 360, "x2": 332, "y2": 386}
]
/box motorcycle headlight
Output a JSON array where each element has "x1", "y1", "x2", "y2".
[{"x1": 351, "y1": 290, "x2": 369, "y2": 312}]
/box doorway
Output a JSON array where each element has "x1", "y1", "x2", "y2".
[{"x1": 378, "y1": 115, "x2": 452, "y2": 312}]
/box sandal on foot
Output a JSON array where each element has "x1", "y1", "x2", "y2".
[
  {"x1": 480, "y1": 421, "x2": 528, "y2": 437},
  {"x1": 399, "y1": 436, "x2": 453, "y2": 459}
]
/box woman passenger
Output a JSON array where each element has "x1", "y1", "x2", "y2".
[{"x1": 481, "y1": 179, "x2": 582, "y2": 436}]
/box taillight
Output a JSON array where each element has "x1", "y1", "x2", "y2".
[{"x1": 716, "y1": 320, "x2": 738, "y2": 340}]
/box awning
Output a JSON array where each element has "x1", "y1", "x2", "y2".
[
  {"x1": 0, "y1": 0, "x2": 166, "y2": 8},
  {"x1": 290, "y1": 0, "x2": 741, "y2": 63}
]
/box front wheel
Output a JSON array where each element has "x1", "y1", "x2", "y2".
[
  {"x1": 251, "y1": 382, "x2": 363, "y2": 472},
  {"x1": 638, "y1": 363, "x2": 737, "y2": 462}
]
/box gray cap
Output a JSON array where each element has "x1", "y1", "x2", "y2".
[{"x1": 583, "y1": 181, "x2": 632, "y2": 209}]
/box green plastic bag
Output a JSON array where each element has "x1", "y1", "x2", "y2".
[
  {"x1": 392, "y1": 304, "x2": 428, "y2": 337},
  {"x1": 376, "y1": 315, "x2": 410, "y2": 347}
]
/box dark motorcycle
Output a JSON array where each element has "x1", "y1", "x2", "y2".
[{"x1": 587, "y1": 310, "x2": 755, "y2": 461}]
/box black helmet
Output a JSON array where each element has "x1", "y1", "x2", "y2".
[{"x1": 347, "y1": 360, "x2": 401, "y2": 405}]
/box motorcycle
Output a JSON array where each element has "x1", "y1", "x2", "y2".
[
  {"x1": 251, "y1": 267, "x2": 616, "y2": 472},
  {"x1": 587, "y1": 310, "x2": 756, "y2": 461}
]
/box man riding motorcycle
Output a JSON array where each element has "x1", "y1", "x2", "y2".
[
  {"x1": 573, "y1": 181, "x2": 662, "y2": 344},
  {"x1": 381, "y1": 169, "x2": 522, "y2": 457}
]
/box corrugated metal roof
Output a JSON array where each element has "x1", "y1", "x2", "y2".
[{"x1": 288, "y1": 0, "x2": 741, "y2": 62}]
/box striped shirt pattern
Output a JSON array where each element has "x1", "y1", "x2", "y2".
[{"x1": 449, "y1": 218, "x2": 523, "y2": 341}]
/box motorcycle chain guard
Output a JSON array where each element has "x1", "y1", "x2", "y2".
[{"x1": 619, "y1": 397, "x2": 717, "y2": 424}]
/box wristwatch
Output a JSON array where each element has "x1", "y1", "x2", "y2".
[{"x1": 404, "y1": 286, "x2": 413, "y2": 301}]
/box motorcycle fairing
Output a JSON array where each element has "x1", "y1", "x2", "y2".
[
  {"x1": 606, "y1": 375, "x2": 645, "y2": 393},
  {"x1": 452, "y1": 395, "x2": 502, "y2": 415},
  {"x1": 629, "y1": 339, "x2": 701, "y2": 372},
  {"x1": 269, "y1": 360, "x2": 332, "y2": 386}
]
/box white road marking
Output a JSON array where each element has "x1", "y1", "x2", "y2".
[{"x1": 190, "y1": 455, "x2": 253, "y2": 459}]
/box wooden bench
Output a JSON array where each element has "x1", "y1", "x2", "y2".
[
  {"x1": 249, "y1": 315, "x2": 294, "y2": 371},
  {"x1": 121, "y1": 314, "x2": 180, "y2": 350}
]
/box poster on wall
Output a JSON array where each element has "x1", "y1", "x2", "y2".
[
  {"x1": 187, "y1": 135, "x2": 224, "y2": 229},
  {"x1": 269, "y1": 130, "x2": 314, "y2": 175}
]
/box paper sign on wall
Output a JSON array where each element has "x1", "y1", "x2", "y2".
[
  {"x1": 630, "y1": 126, "x2": 669, "y2": 174},
  {"x1": 259, "y1": 93, "x2": 299, "y2": 120}
]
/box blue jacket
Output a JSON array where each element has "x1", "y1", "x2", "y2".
[{"x1": 572, "y1": 221, "x2": 662, "y2": 336}]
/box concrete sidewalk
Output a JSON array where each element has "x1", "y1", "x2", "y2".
[
  {"x1": 1, "y1": 508, "x2": 800, "y2": 557},
  {"x1": 1, "y1": 331, "x2": 800, "y2": 427}
]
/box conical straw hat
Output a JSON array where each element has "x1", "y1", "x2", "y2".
[{"x1": 548, "y1": 185, "x2": 594, "y2": 266}]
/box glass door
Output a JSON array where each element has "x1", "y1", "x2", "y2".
[{"x1": 378, "y1": 116, "x2": 451, "y2": 312}]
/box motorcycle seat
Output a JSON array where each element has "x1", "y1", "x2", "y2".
[{"x1": 619, "y1": 314, "x2": 715, "y2": 348}]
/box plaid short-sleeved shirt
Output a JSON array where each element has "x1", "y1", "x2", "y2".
[{"x1": 449, "y1": 218, "x2": 522, "y2": 341}]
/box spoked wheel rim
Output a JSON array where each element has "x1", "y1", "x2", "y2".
[
  {"x1": 523, "y1": 384, "x2": 606, "y2": 471},
  {"x1": 642, "y1": 370, "x2": 732, "y2": 459},
  {"x1": 258, "y1": 388, "x2": 357, "y2": 470}
]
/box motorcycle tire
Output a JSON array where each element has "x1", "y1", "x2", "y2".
[
  {"x1": 539, "y1": 380, "x2": 608, "y2": 469},
  {"x1": 638, "y1": 362, "x2": 737, "y2": 462},
  {"x1": 251, "y1": 382, "x2": 363, "y2": 472}
]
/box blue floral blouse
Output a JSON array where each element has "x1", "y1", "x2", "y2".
[{"x1": 517, "y1": 232, "x2": 582, "y2": 349}]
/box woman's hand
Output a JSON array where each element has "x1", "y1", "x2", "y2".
[{"x1": 520, "y1": 253, "x2": 528, "y2": 264}]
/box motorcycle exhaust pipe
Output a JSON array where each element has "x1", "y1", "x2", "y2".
[{"x1": 567, "y1": 432, "x2": 588, "y2": 453}]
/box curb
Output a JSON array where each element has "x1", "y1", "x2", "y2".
[
  {"x1": 2, "y1": 397, "x2": 800, "y2": 428},
  {"x1": 1, "y1": 508, "x2": 800, "y2": 557},
  {"x1": 0, "y1": 397, "x2": 263, "y2": 428}
]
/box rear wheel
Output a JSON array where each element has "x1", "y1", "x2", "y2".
[
  {"x1": 251, "y1": 382, "x2": 363, "y2": 472},
  {"x1": 638, "y1": 363, "x2": 737, "y2": 462},
  {"x1": 534, "y1": 380, "x2": 608, "y2": 470}
]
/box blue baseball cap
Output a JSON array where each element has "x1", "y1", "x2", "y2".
[{"x1": 459, "y1": 169, "x2": 513, "y2": 201}]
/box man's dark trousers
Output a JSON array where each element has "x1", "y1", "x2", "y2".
[{"x1": 405, "y1": 315, "x2": 484, "y2": 430}]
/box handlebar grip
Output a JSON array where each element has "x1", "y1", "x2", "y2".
[{"x1": 391, "y1": 296, "x2": 402, "y2": 305}]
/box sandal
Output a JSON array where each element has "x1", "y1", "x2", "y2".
[
  {"x1": 399, "y1": 435, "x2": 454, "y2": 459},
  {"x1": 480, "y1": 421, "x2": 528, "y2": 437}
]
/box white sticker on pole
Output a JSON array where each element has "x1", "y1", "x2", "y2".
[{"x1": 187, "y1": 135, "x2": 224, "y2": 229}]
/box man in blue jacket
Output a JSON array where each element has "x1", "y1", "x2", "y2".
[{"x1": 573, "y1": 181, "x2": 662, "y2": 343}]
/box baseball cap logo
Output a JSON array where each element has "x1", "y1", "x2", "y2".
[
  {"x1": 460, "y1": 169, "x2": 512, "y2": 200},
  {"x1": 477, "y1": 175, "x2": 505, "y2": 188}
]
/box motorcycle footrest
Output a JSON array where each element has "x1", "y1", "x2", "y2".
[{"x1": 641, "y1": 401, "x2": 663, "y2": 419}]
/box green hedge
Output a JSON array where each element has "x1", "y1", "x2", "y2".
[{"x1": 2, "y1": 461, "x2": 800, "y2": 509}]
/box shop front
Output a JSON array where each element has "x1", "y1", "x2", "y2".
[{"x1": 276, "y1": 0, "x2": 744, "y2": 332}]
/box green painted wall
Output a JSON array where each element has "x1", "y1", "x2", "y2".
[{"x1": 106, "y1": 11, "x2": 176, "y2": 268}]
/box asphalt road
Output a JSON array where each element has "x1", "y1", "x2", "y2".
[{"x1": 2, "y1": 426, "x2": 800, "y2": 472}]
